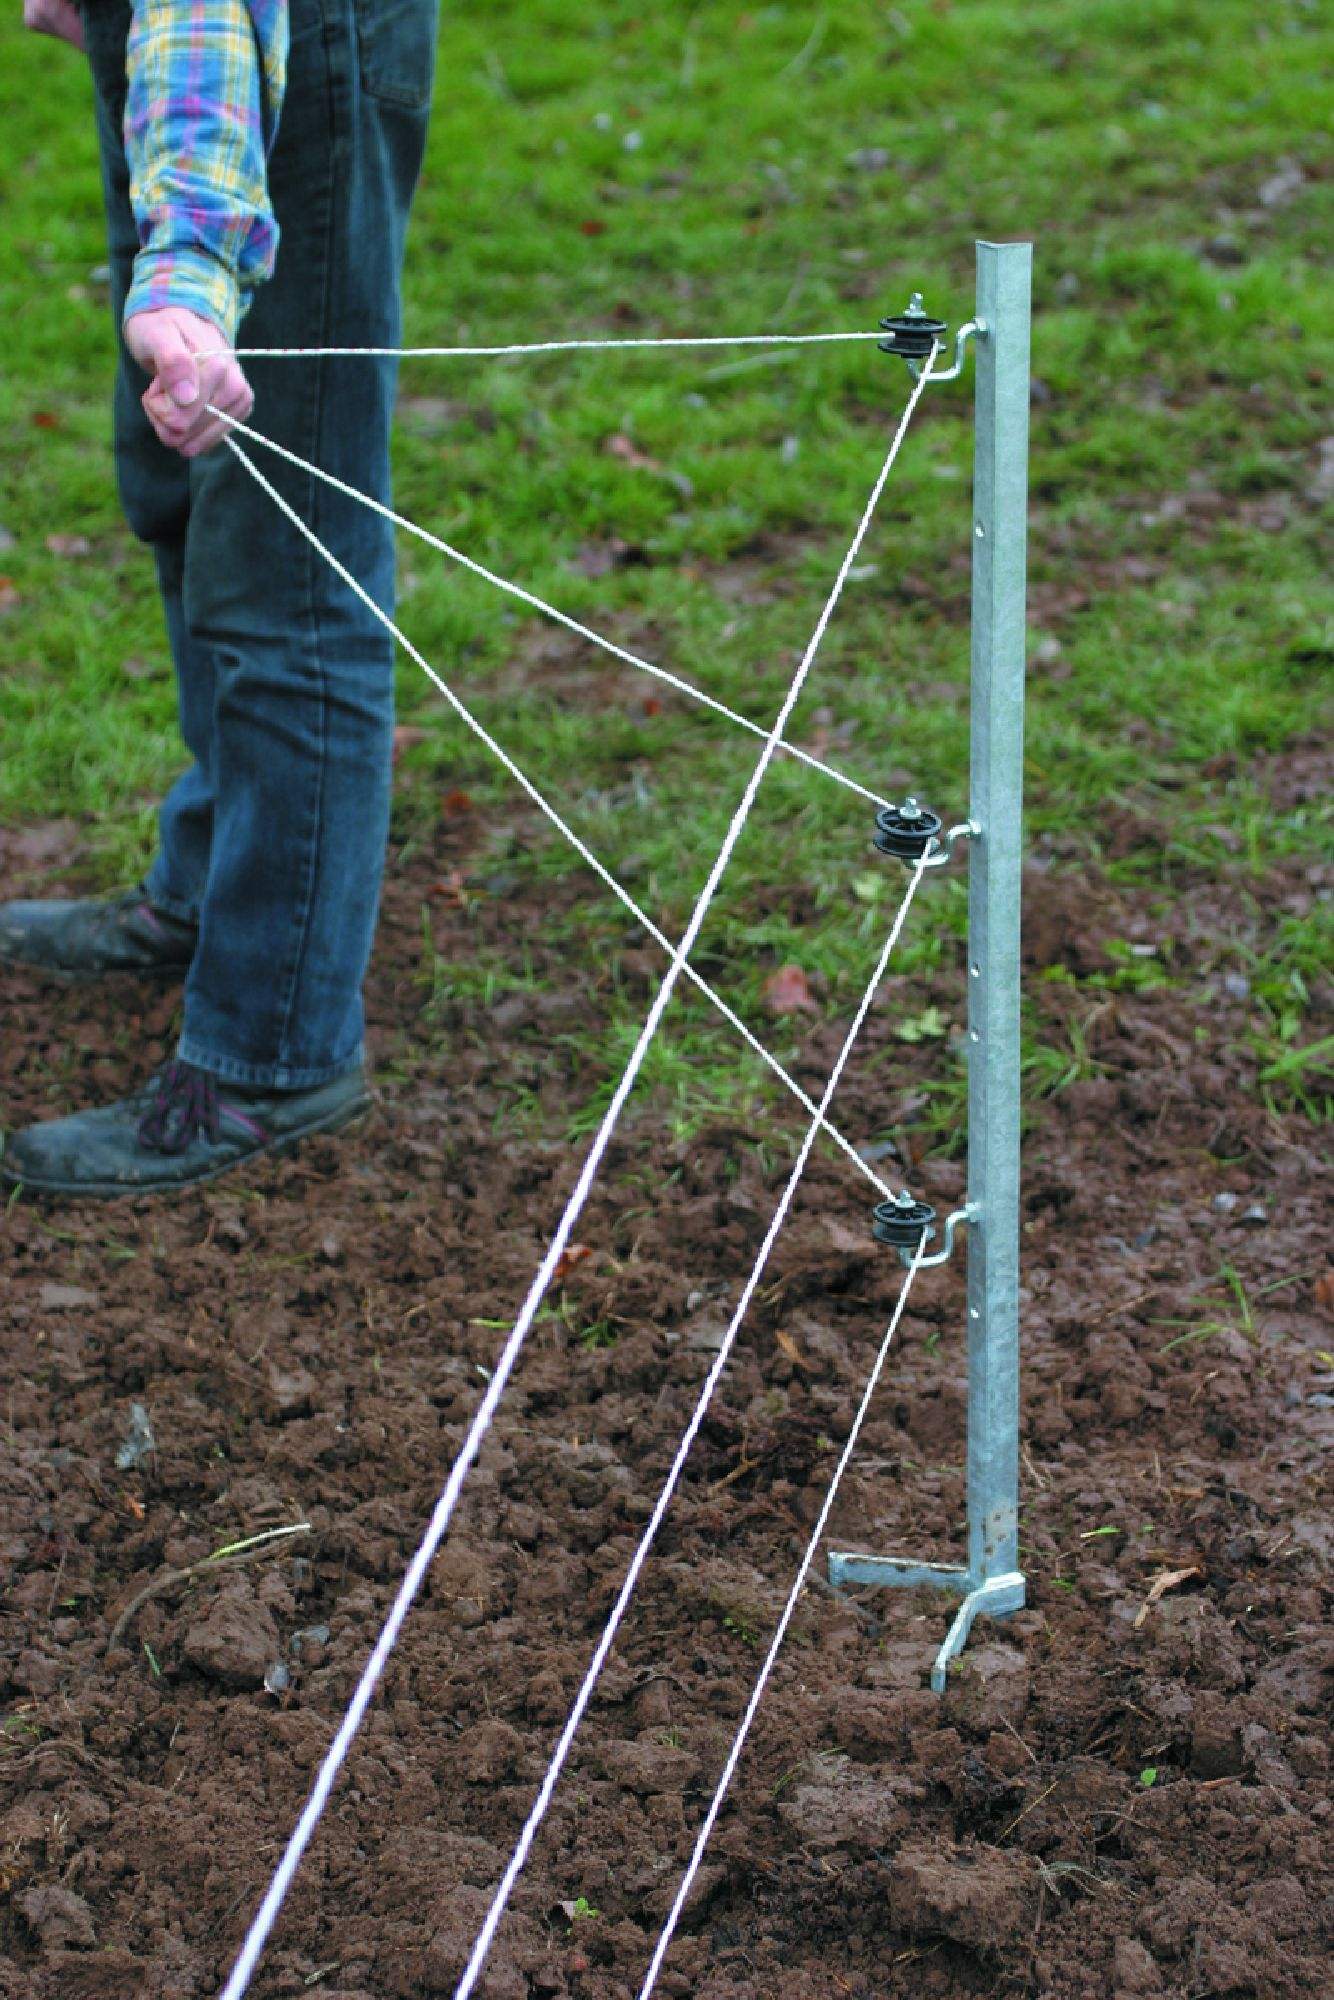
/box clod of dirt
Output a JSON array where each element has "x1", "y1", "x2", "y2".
[
  {"x1": 181, "y1": 1584, "x2": 279, "y2": 1688},
  {"x1": 403, "y1": 1885, "x2": 532, "y2": 1998},
  {"x1": 596, "y1": 1737, "x2": 700, "y2": 1796},
  {"x1": 886, "y1": 1840, "x2": 1033, "y2": 1949},
  {"x1": 33, "y1": 1949, "x2": 148, "y2": 1998},
  {"x1": 778, "y1": 1768, "x2": 917, "y2": 1853},
  {"x1": 265, "y1": 1359, "x2": 316, "y2": 1418},
  {"x1": 1111, "y1": 1937, "x2": 1164, "y2": 1995},
  {"x1": 18, "y1": 1884, "x2": 97, "y2": 1952},
  {"x1": 458, "y1": 1717, "x2": 525, "y2": 1783},
  {"x1": 1188, "y1": 1693, "x2": 1248, "y2": 1778},
  {"x1": 940, "y1": 1643, "x2": 1031, "y2": 1734}
]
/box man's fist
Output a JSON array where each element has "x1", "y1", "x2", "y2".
[
  {"x1": 123, "y1": 306, "x2": 254, "y2": 459},
  {"x1": 23, "y1": 0, "x2": 86, "y2": 49}
]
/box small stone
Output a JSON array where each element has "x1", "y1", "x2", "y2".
[
  {"x1": 1212, "y1": 1191, "x2": 1240, "y2": 1213},
  {"x1": 1241, "y1": 1202, "x2": 1268, "y2": 1226},
  {"x1": 263, "y1": 1660, "x2": 291, "y2": 1695},
  {"x1": 114, "y1": 1402, "x2": 155, "y2": 1470},
  {"x1": 846, "y1": 146, "x2": 891, "y2": 171},
  {"x1": 40, "y1": 1282, "x2": 99, "y2": 1310}
]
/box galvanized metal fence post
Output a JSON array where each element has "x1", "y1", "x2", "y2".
[{"x1": 829, "y1": 240, "x2": 1031, "y2": 1691}]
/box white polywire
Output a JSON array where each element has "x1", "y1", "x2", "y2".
[
  {"x1": 219, "y1": 441, "x2": 888, "y2": 1203},
  {"x1": 222, "y1": 330, "x2": 888, "y2": 360},
  {"x1": 453, "y1": 855, "x2": 930, "y2": 2000},
  {"x1": 638, "y1": 1234, "x2": 929, "y2": 1998},
  {"x1": 216, "y1": 350, "x2": 935, "y2": 2000},
  {"x1": 209, "y1": 408, "x2": 892, "y2": 809}
]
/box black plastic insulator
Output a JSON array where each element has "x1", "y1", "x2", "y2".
[
  {"x1": 872, "y1": 1194, "x2": 938, "y2": 1250},
  {"x1": 873, "y1": 798, "x2": 943, "y2": 863},
  {"x1": 879, "y1": 296, "x2": 948, "y2": 359}
]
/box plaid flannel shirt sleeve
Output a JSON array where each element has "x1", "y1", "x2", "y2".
[{"x1": 122, "y1": 0, "x2": 289, "y2": 345}]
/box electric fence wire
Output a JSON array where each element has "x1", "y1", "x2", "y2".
[
  {"x1": 221, "y1": 329, "x2": 891, "y2": 360},
  {"x1": 214, "y1": 346, "x2": 937, "y2": 2000},
  {"x1": 214, "y1": 438, "x2": 892, "y2": 1204},
  {"x1": 209, "y1": 408, "x2": 894, "y2": 810},
  {"x1": 638, "y1": 1231, "x2": 929, "y2": 1997},
  {"x1": 453, "y1": 852, "x2": 931, "y2": 2000}
]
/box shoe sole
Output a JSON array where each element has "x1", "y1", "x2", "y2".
[
  {"x1": 0, "y1": 1097, "x2": 370, "y2": 1201},
  {"x1": 0, "y1": 950, "x2": 189, "y2": 986}
]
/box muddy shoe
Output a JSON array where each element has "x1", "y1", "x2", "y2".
[
  {"x1": 0, "y1": 1060, "x2": 370, "y2": 1198},
  {"x1": 0, "y1": 886, "x2": 197, "y2": 981}
]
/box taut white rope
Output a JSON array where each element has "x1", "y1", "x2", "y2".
[
  {"x1": 454, "y1": 854, "x2": 930, "y2": 2000},
  {"x1": 209, "y1": 408, "x2": 893, "y2": 810},
  {"x1": 220, "y1": 441, "x2": 890, "y2": 1203},
  {"x1": 639, "y1": 1234, "x2": 929, "y2": 1997},
  {"x1": 223, "y1": 330, "x2": 888, "y2": 360},
  {"x1": 216, "y1": 350, "x2": 935, "y2": 2000}
]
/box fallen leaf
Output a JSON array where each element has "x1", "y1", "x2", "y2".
[
  {"x1": 553, "y1": 1243, "x2": 593, "y2": 1284},
  {"x1": 578, "y1": 219, "x2": 607, "y2": 236},
  {"x1": 774, "y1": 1328, "x2": 810, "y2": 1372},
  {"x1": 642, "y1": 697, "x2": 663, "y2": 717},
  {"x1": 442, "y1": 788, "x2": 475, "y2": 815},
  {"x1": 31, "y1": 410, "x2": 60, "y2": 429},
  {"x1": 1133, "y1": 1564, "x2": 1203, "y2": 1631},
  {"x1": 45, "y1": 534, "x2": 91, "y2": 557},
  {"x1": 1314, "y1": 1270, "x2": 1334, "y2": 1313},
  {"x1": 602, "y1": 430, "x2": 694, "y2": 499},
  {"x1": 428, "y1": 870, "x2": 468, "y2": 906},
  {"x1": 762, "y1": 963, "x2": 819, "y2": 1015},
  {"x1": 0, "y1": 577, "x2": 19, "y2": 612},
  {"x1": 123, "y1": 1493, "x2": 146, "y2": 1520}
]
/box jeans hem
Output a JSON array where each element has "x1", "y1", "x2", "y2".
[
  {"x1": 176, "y1": 1036, "x2": 366, "y2": 1092},
  {"x1": 143, "y1": 868, "x2": 201, "y2": 928}
]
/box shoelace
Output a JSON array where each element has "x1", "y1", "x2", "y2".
[{"x1": 137, "y1": 1061, "x2": 222, "y2": 1155}]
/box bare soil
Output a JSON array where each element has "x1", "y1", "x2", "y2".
[{"x1": 1, "y1": 741, "x2": 1330, "y2": 2000}]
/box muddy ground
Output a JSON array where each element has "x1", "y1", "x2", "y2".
[{"x1": 0, "y1": 738, "x2": 1330, "y2": 2000}]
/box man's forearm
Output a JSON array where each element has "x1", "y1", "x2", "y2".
[{"x1": 123, "y1": 0, "x2": 289, "y2": 346}]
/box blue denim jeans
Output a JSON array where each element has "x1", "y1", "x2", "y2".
[{"x1": 84, "y1": 0, "x2": 437, "y2": 1088}]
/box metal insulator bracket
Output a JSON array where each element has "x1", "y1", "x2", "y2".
[
  {"x1": 908, "y1": 1203, "x2": 975, "y2": 1270},
  {"x1": 905, "y1": 318, "x2": 986, "y2": 384},
  {"x1": 919, "y1": 819, "x2": 980, "y2": 870}
]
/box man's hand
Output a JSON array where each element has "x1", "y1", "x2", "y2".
[
  {"x1": 123, "y1": 306, "x2": 254, "y2": 459},
  {"x1": 23, "y1": 0, "x2": 86, "y2": 50}
]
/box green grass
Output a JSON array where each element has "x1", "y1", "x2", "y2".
[{"x1": 1, "y1": 0, "x2": 1330, "y2": 1136}]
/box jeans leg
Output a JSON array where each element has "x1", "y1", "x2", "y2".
[
  {"x1": 172, "y1": 0, "x2": 437, "y2": 1089},
  {"x1": 84, "y1": 0, "x2": 209, "y2": 921},
  {"x1": 146, "y1": 539, "x2": 215, "y2": 923}
]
